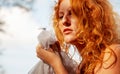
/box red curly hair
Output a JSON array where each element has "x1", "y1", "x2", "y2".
[{"x1": 53, "y1": 0, "x2": 120, "y2": 74}]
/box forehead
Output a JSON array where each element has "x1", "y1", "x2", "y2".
[{"x1": 59, "y1": 0, "x2": 71, "y2": 11}]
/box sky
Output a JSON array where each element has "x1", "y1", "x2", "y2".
[
  {"x1": 0, "y1": 7, "x2": 39, "y2": 74},
  {"x1": 0, "y1": 0, "x2": 54, "y2": 45},
  {"x1": 0, "y1": 0, "x2": 120, "y2": 74},
  {"x1": 0, "y1": 0, "x2": 120, "y2": 47},
  {"x1": 0, "y1": 0, "x2": 55, "y2": 74}
]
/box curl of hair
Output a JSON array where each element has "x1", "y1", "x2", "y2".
[{"x1": 53, "y1": 0, "x2": 120, "y2": 74}]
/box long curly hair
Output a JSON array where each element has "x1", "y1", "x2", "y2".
[{"x1": 53, "y1": 0, "x2": 120, "y2": 74}]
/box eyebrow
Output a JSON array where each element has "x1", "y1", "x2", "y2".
[
  {"x1": 59, "y1": 11, "x2": 64, "y2": 15},
  {"x1": 59, "y1": 7, "x2": 71, "y2": 13}
]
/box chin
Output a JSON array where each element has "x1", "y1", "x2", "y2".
[{"x1": 64, "y1": 36, "x2": 76, "y2": 44}]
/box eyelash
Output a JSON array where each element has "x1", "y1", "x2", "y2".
[
  {"x1": 59, "y1": 15, "x2": 63, "y2": 19},
  {"x1": 59, "y1": 10, "x2": 72, "y2": 20}
]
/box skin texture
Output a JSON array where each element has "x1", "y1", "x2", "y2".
[
  {"x1": 36, "y1": 0, "x2": 120, "y2": 74},
  {"x1": 94, "y1": 44, "x2": 120, "y2": 74},
  {"x1": 36, "y1": 44, "x2": 68, "y2": 74},
  {"x1": 58, "y1": 0, "x2": 79, "y2": 44}
]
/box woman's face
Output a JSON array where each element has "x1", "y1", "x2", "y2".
[{"x1": 58, "y1": 0, "x2": 79, "y2": 44}]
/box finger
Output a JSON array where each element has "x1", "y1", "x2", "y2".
[
  {"x1": 36, "y1": 44, "x2": 53, "y2": 59},
  {"x1": 48, "y1": 48, "x2": 54, "y2": 52},
  {"x1": 36, "y1": 44, "x2": 45, "y2": 58}
]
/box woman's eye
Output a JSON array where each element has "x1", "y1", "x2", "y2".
[{"x1": 59, "y1": 15, "x2": 63, "y2": 19}]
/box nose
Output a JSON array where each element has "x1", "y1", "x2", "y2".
[{"x1": 62, "y1": 14, "x2": 71, "y2": 26}]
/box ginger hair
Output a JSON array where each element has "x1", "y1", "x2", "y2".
[{"x1": 53, "y1": 0, "x2": 120, "y2": 74}]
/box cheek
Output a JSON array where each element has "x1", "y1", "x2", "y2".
[
  {"x1": 72, "y1": 23, "x2": 79, "y2": 33},
  {"x1": 72, "y1": 19, "x2": 80, "y2": 33}
]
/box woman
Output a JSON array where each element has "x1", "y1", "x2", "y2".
[{"x1": 36, "y1": 0, "x2": 120, "y2": 74}]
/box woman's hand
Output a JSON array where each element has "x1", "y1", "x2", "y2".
[
  {"x1": 36, "y1": 44, "x2": 61, "y2": 67},
  {"x1": 36, "y1": 44, "x2": 68, "y2": 74}
]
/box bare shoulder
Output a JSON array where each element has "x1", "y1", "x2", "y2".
[
  {"x1": 95, "y1": 44, "x2": 120, "y2": 74},
  {"x1": 109, "y1": 44, "x2": 120, "y2": 53},
  {"x1": 109, "y1": 44, "x2": 120, "y2": 64},
  {"x1": 103, "y1": 44, "x2": 120, "y2": 68}
]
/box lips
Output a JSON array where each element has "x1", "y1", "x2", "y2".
[{"x1": 63, "y1": 28, "x2": 73, "y2": 34}]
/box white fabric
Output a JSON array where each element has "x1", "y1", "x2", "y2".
[
  {"x1": 28, "y1": 60, "x2": 54, "y2": 74},
  {"x1": 28, "y1": 30, "x2": 79, "y2": 74},
  {"x1": 28, "y1": 51, "x2": 78, "y2": 74},
  {"x1": 68, "y1": 45, "x2": 82, "y2": 64},
  {"x1": 37, "y1": 29, "x2": 56, "y2": 49}
]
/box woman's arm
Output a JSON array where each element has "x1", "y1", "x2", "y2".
[
  {"x1": 36, "y1": 44, "x2": 68, "y2": 74},
  {"x1": 95, "y1": 44, "x2": 120, "y2": 74}
]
